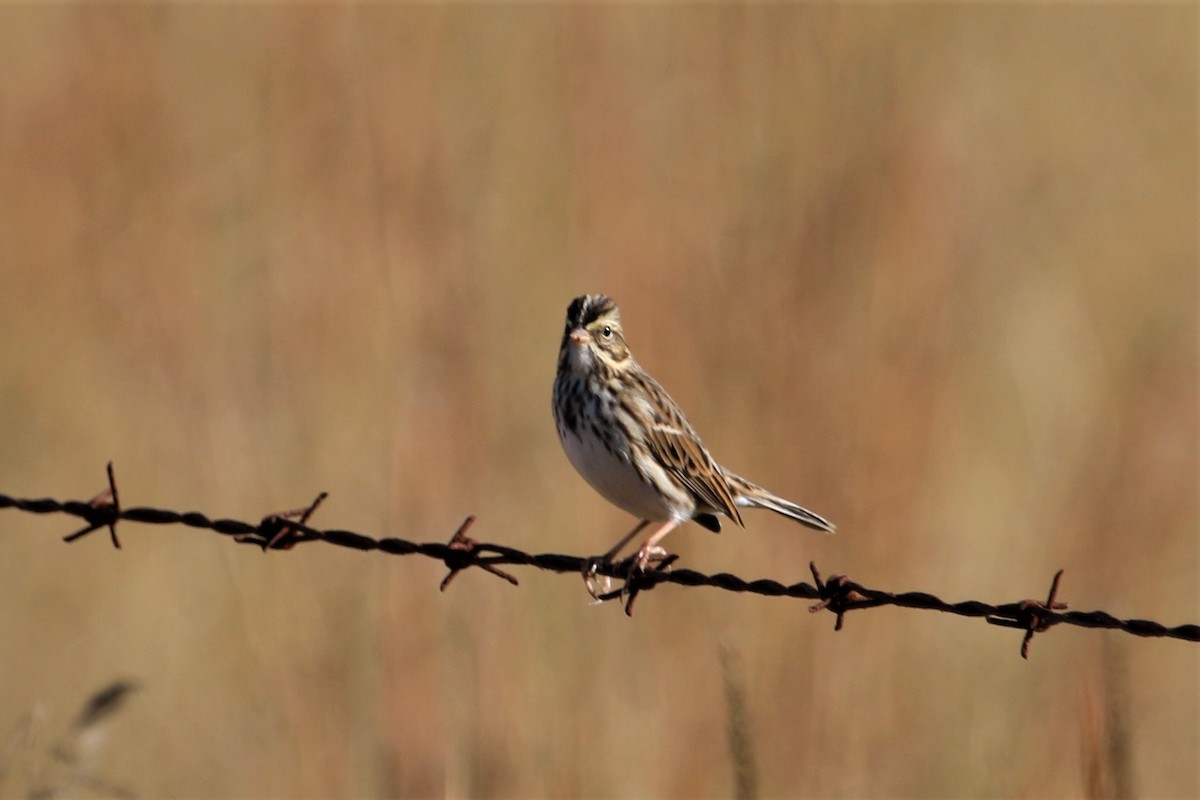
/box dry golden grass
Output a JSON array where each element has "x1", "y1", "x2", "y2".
[{"x1": 0, "y1": 6, "x2": 1195, "y2": 798}]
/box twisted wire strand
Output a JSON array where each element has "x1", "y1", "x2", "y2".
[{"x1": 2, "y1": 467, "x2": 1197, "y2": 659}]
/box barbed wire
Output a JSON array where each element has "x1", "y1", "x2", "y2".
[{"x1": 3, "y1": 463, "x2": 1197, "y2": 659}]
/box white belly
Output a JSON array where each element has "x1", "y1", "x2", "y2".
[{"x1": 560, "y1": 426, "x2": 676, "y2": 522}]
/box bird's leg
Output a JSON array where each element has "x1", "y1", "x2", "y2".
[
  {"x1": 583, "y1": 519, "x2": 651, "y2": 600},
  {"x1": 631, "y1": 519, "x2": 681, "y2": 573}
]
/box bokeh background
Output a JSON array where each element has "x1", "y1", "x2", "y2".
[{"x1": 1, "y1": 5, "x2": 1195, "y2": 799}]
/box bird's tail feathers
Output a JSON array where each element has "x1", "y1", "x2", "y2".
[{"x1": 728, "y1": 474, "x2": 836, "y2": 533}]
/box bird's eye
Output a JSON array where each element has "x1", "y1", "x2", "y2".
[{"x1": 602, "y1": 326, "x2": 612, "y2": 338}]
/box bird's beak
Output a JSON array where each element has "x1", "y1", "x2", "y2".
[{"x1": 569, "y1": 328, "x2": 590, "y2": 345}]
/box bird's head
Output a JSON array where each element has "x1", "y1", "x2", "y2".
[{"x1": 559, "y1": 294, "x2": 632, "y2": 374}]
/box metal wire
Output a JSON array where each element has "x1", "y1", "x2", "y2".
[{"x1": 3, "y1": 463, "x2": 1197, "y2": 659}]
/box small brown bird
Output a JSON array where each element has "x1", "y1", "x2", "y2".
[{"x1": 552, "y1": 294, "x2": 833, "y2": 579}]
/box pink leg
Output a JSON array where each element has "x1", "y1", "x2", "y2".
[
  {"x1": 583, "y1": 520, "x2": 653, "y2": 601},
  {"x1": 633, "y1": 519, "x2": 681, "y2": 571},
  {"x1": 585, "y1": 519, "x2": 681, "y2": 601}
]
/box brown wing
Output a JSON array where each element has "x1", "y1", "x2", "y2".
[
  {"x1": 644, "y1": 424, "x2": 742, "y2": 526},
  {"x1": 636, "y1": 380, "x2": 745, "y2": 528}
]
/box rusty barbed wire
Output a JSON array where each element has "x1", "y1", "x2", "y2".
[{"x1": 2, "y1": 463, "x2": 1197, "y2": 659}]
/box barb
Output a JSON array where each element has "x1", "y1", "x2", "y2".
[
  {"x1": 439, "y1": 515, "x2": 519, "y2": 591},
  {"x1": 2, "y1": 464, "x2": 1197, "y2": 659},
  {"x1": 987, "y1": 568, "x2": 1069, "y2": 659},
  {"x1": 61, "y1": 461, "x2": 121, "y2": 548}
]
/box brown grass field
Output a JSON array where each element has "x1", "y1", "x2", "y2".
[{"x1": 0, "y1": 6, "x2": 1196, "y2": 799}]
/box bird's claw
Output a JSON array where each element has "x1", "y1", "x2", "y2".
[
  {"x1": 582, "y1": 555, "x2": 613, "y2": 601},
  {"x1": 632, "y1": 544, "x2": 670, "y2": 574},
  {"x1": 582, "y1": 546, "x2": 674, "y2": 608}
]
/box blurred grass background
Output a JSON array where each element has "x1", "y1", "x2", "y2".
[{"x1": 0, "y1": 5, "x2": 1195, "y2": 798}]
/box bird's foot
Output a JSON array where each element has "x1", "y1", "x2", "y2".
[
  {"x1": 631, "y1": 544, "x2": 670, "y2": 575},
  {"x1": 582, "y1": 555, "x2": 614, "y2": 602},
  {"x1": 583, "y1": 546, "x2": 674, "y2": 609}
]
